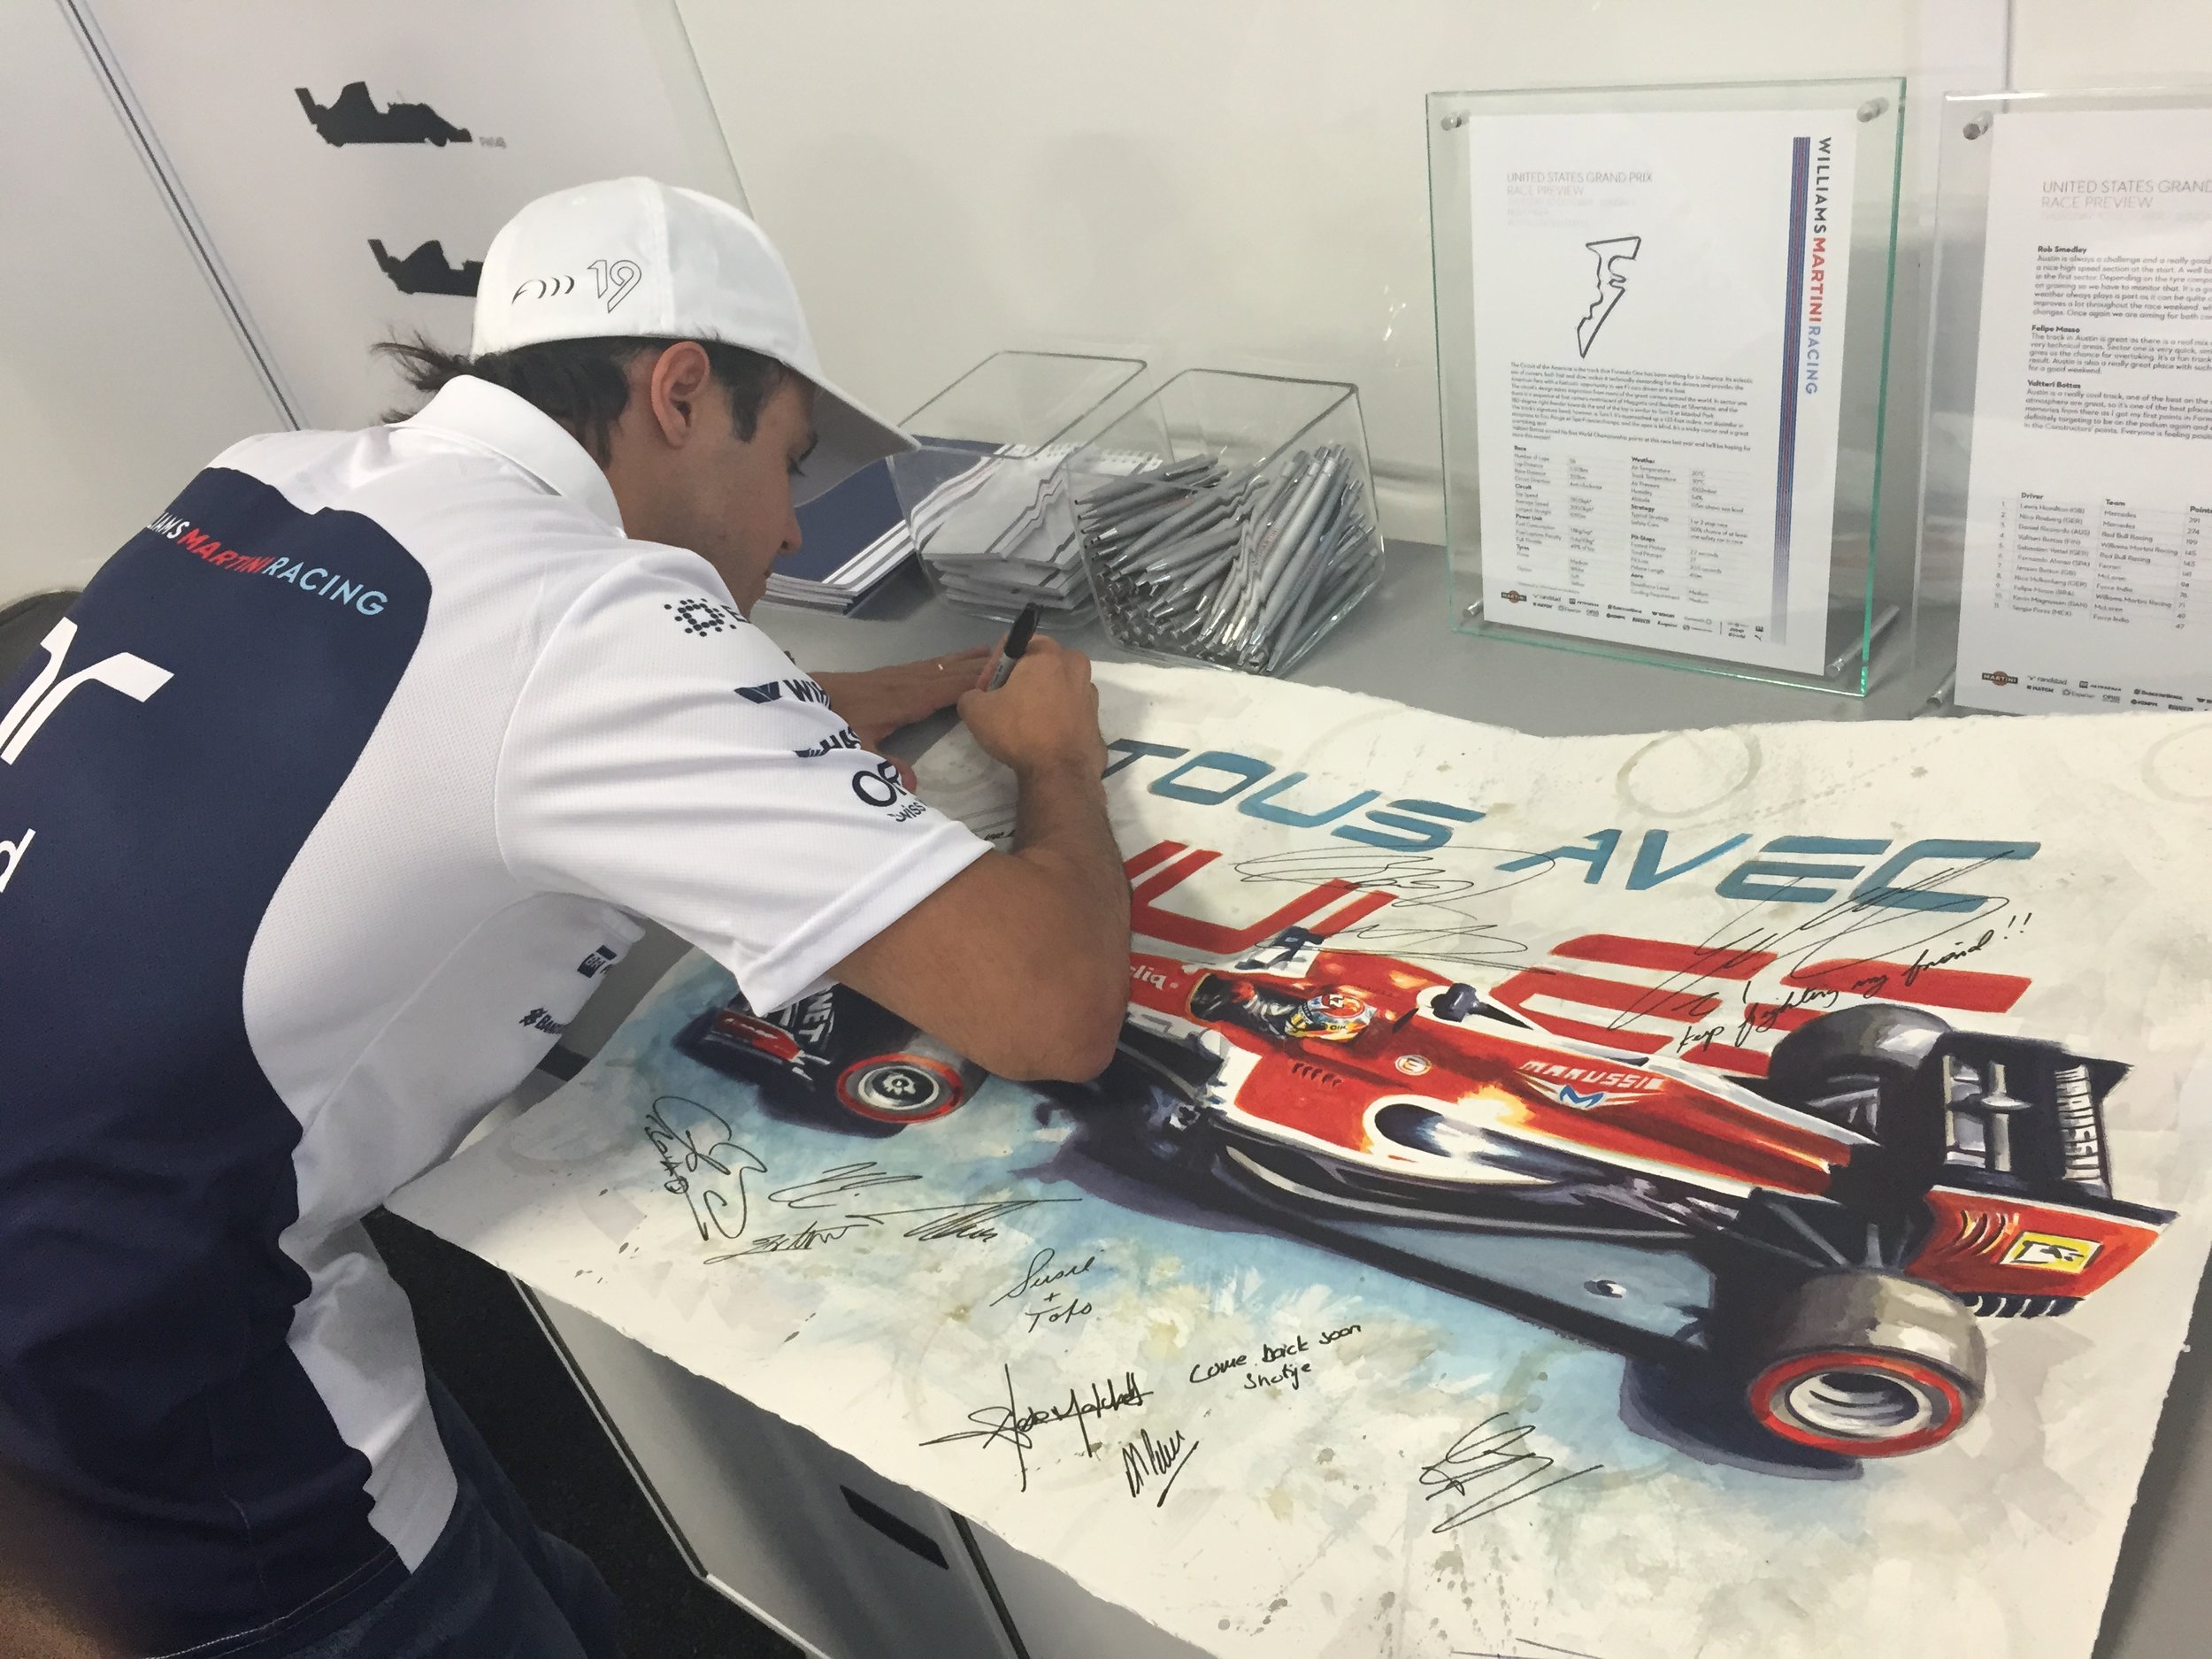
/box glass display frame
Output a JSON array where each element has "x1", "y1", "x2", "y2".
[
  {"x1": 1915, "y1": 86, "x2": 2212, "y2": 717},
  {"x1": 1428, "y1": 77, "x2": 1909, "y2": 695}
]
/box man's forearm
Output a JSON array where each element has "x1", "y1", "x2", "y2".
[
  {"x1": 1010, "y1": 759, "x2": 1131, "y2": 966},
  {"x1": 827, "y1": 767, "x2": 1128, "y2": 1080}
]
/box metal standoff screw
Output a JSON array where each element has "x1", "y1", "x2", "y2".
[
  {"x1": 1857, "y1": 97, "x2": 1889, "y2": 123},
  {"x1": 1963, "y1": 111, "x2": 1993, "y2": 141},
  {"x1": 1440, "y1": 113, "x2": 1465, "y2": 130}
]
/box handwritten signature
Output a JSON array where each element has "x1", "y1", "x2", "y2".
[
  {"x1": 768, "y1": 1162, "x2": 922, "y2": 1211},
  {"x1": 993, "y1": 1247, "x2": 1098, "y2": 1307},
  {"x1": 706, "y1": 1197, "x2": 1074, "y2": 1263},
  {"x1": 643, "y1": 1097, "x2": 765, "y2": 1244},
  {"x1": 1019, "y1": 1293, "x2": 1093, "y2": 1334},
  {"x1": 920, "y1": 1366, "x2": 1151, "y2": 1491},
  {"x1": 1230, "y1": 846, "x2": 1548, "y2": 967},
  {"x1": 862, "y1": 1197, "x2": 1078, "y2": 1242},
  {"x1": 1904, "y1": 927, "x2": 1997, "y2": 984},
  {"x1": 733, "y1": 1219, "x2": 863, "y2": 1255},
  {"x1": 1418, "y1": 1414, "x2": 1600, "y2": 1532},
  {"x1": 1121, "y1": 1428, "x2": 1201, "y2": 1507},
  {"x1": 1190, "y1": 1323, "x2": 1361, "y2": 1389},
  {"x1": 1658, "y1": 854, "x2": 2029, "y2": 1055},
  {"x1": 1686, "y1": 979, "x2": 1842, "y2": 1052}
]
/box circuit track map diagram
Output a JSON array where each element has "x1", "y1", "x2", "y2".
[{"x1": 1576, "y1": 234, "x2": 1641, "y2": 357}]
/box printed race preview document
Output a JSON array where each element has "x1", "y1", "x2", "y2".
[
  {"x1": 1952, "y1": 106, "x2": 2212, "y2": 714},
  {"x1": 1467, "y1": 109, "x2": 1859, "y2": 675}
]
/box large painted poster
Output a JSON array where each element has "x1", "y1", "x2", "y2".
[{"x1": 392, "y1": 664, "x2": 2212, "y2": 1659}]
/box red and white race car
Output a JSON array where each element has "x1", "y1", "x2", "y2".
[
  {"x1": 1104, "y1": 928, "x2": 2172, "y2": 1460},
  {"x1": 671, "y1": 928, "x2": 2171, "y2": 1463}
]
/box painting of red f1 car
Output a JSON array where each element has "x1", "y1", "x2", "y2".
[
  {"x1": 1106, "y1": 928, "x2": 2172, "y2": 1461},
  {"x1": 674, "y1": 929, "x2": 2172, "y2": 1462}
]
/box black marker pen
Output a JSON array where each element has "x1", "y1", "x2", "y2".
[{"x1": 986, "y1": 603, "x2": 1041, "y2": 691}]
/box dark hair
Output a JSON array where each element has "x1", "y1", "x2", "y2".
[{"x1": 375, "y1": 333, "x2": 785, "y2": 463}]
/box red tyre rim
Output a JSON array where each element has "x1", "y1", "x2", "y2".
[
  {"x1": 1747, "y1": 1349, "x2": 1970, "y2": 1457},
  {"x1": 835, "y1": 1055, "x2": 967, "y2": 1124}
]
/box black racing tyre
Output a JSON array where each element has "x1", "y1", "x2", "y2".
[
  {"x1": 833, "y1": 1048, "x2": 973, "y2": 1125},
  {"x1": 1744, "y1": 1271, "x2": 1985, "y2": 1458},
  {"x1": 1767, "y1": 1003, "x2": 1951, "y2": 1139}
]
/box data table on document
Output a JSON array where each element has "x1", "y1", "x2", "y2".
[
  {"x1": 1988, "y1": 490, "x2": 2208, "y2": 632},
  {"x1": 1508, "y1": 443, "x2": 1762, "y2": 623}
]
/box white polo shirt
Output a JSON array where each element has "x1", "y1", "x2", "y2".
[{"x1": 0, "y1": 376, "x2": 988, "y2": 1652}]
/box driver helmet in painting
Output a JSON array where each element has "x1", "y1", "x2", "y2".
[{"x1": 1286, "y1": 987, "x2": 1376, "y2": 1042}]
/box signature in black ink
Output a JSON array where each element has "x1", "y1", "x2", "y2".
[
  {"x1": 1244, "y1": 1357, "x2": 1312, "y2": 1392},
  {"x1": 1418, "y1": 1413, "x2": 1601, "y2": 1532},
  {"x1": 1229, "y1": 846, "x2": 1550, "y2": 967},
  {"x1": 1904, "y1": 927, "x2": 1996, "y2": 984},
  {"x1": 1190, "y1": 1322, "x2": 1362, "y2": 1389},
  {"x1": 1020, "y1": 1293, "x2": 1093, "y2": 1334},
  {"x1": 713, "y1": 1218, "x2": 864, "y2": 1259},
  {"x1": 767, "y1": 1161, "x2": 921, "y2": 1211},
  {"x1": 643, "y1": 1096, "x2": 765, "y2": 1244},
  {"x1": 694, "y1": 1164, "x2": 1077, "y2": 1262},
  {"x1": 1648, "y1": 853, "x2": 2028, "y2": 1050},
  {"x1": 993, "y1": 1247, "x2": 1098, "y2": 1307},
  {"x1": 1724, "y1": 980, "x2": 1839, "y2": 1046},
  {"x1": 1679, "y1": 1021, "x2": 1728, "y2": 1057},
  {"x1": 921, "y1": 1366, "x2": 1152, "y2": 1491},
  {"x1": 1121, "y1": 1428, "x2": 1200, "y2": 1506},
  {"x1": 863, "y1": 1197, "x2": 1079, "y2": 1242}
]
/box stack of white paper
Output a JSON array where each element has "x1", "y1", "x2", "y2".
[
  {"x1": 912, "y1": 446, "x2": 1095, "y2": 618},
  {"x1": 758, "y1": 460, "x2": 916, "y2": 615}
]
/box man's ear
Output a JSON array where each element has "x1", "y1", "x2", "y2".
[{"x1": 644, "y1": 341, "x2": 716, "y2": 448}]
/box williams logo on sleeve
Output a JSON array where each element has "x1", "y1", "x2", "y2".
[
  {"x1": 664, "y1": 596, "x2": 747, "y2": 638},
  {"x1": 734, "y1": 677, "x2": 833, "y2": 707}
]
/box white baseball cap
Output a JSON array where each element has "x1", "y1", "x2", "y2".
[{"x1": 473, "y1": 176, "x2": 912, "y2": 503}]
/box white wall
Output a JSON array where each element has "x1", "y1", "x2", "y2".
[
  {"x1": 681, "y1": 0, "x2": 2212, "y2": 545},
  {"x1": 680, "y1": 0, "x2": 1939, "y2": 541},
  {"x1": 0, "y1": 0, "x2": 282, "y2": 601},
  {"x1": 11, "y1": 0, "x2": 2212, "y2": 603},
  {"x1": 2015, "y1": 1, "x2": 2212, "y2": 88}
]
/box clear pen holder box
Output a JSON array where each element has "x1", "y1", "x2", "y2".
[
  {"x1": 1069, "y1": 369, "x2": 1385, "y2": 676},
  {"x1": 890, "y1": 350, "x2": 1148, "y2": 624}
]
